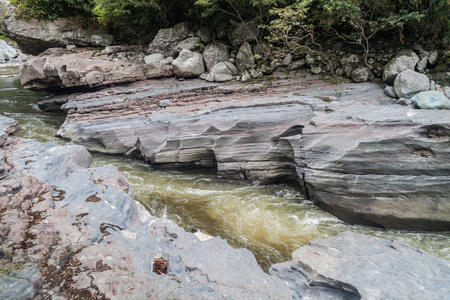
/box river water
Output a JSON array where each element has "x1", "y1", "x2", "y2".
[{"x1": 1, "y1": 70, "x2": 449, "y2": 270}]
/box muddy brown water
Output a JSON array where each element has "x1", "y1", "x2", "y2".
[{"x1": 1, "y1": 73, "x2": 449, "y2": 270}]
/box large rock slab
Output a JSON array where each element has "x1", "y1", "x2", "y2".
[
  {"x1": 0, "y1": 119, "x2": 291, "y2": 299},
  {"x1": 19, "y1": 47, "x2": 174, "y2": 90},
  {"x1": 0, "y1": 1, "x2": 113, "y2": 55},
  {"x1": 52, "y1": 75, "x2": 450, "y2": 230},
  {"x1": 270, "y1": 232, "x2": 450, "y2": 299}
]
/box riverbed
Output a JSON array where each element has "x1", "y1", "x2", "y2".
[{"x1": 1, "y1": 72, "x2": 449, "y2": 270}]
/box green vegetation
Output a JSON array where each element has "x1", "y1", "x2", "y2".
[{"x1": 7, "y1": 0, "x2": 450, "y2": 48}]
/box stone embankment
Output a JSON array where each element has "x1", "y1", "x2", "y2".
[{"x1": 2, "y1": 116, "x2": 450, "y2": 299}]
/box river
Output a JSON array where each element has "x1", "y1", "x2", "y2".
[{"x1": 1, "y1": 68, "x2": 449, "y2": 270}]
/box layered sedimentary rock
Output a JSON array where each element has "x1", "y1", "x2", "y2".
[
  {"x1": 53, "y1": 75, "x2": 450, "y2": 230},
  {"x1": 0, "y1": 115, "x2": 291, "y2": 299},
  {"x1": 270, "y1": 232, "x2": 450, "y2": 299},
  {"x1": 19, "y1": 47, "x2": 173, "y2": 90}
]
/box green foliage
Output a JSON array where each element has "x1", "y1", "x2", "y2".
[
  {"x1": 265, "y1": 0, "x2": 449, "y2": 65},
  {"x1": 7, "y1": 0, "x2": 449, "y2": 47},
  {"x1": 10, "y1": 0, "x2": 92, "y2": 20}
]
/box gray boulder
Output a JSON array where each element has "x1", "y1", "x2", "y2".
[
  {"x1": 0, "y1": 39, "x2": 17, "y2": 60},
  {"x1": 205, "y1": 61, "x2": 238, "y2": 82},
  {"x1": 411, "y1": 91, "x2": 450, "y2": 109},
  {"x1": 148, "y1": 22, "x2": 192, "y2": 56},
  {"x1": 236, "y1": 42, "x2": 255, "y2": 73},
  {"x1": 383, "y1": 50, "x2": 419, "y2": 83},
  {"x1": 416, "y1": 52, "x2": 429, "y2": 73},
  {"x1": 393, "y1": 69, "x2": 430, "y2": 98},
  {"x1": 173, "y1": 36, "x2": 201, "y2": 57},
  {"x1": 351, "y1": 67, "x2": 371, "y2": 82},
  {"x1": 230, "y1": 23, "x2": 258, "y2": 47},
  {"x1": 144, "y1": 53, "x2": 165, "y2": 64},
  {"x1": 271, "y1": 232, "x2": 450, "y2": 300},
  {"x1": 172, "y1": 49, "x2": 205, "y2": 78},
  {"x1": 203, "y1": 43, "x2": 230, "y2": 72}
]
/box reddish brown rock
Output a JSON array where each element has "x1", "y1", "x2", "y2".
[
  {"x1": 54, "y1": 75, "x2": 450, "y2": 231},
  {"x1": 19, "y1": 47, "x2": 174, "y2": 90}
]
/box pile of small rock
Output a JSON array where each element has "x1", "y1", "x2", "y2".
[{"x1": 382, "y1": 49, "x2": 450, "y2": 109}]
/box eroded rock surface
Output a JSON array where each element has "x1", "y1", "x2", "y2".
[
  {"x1": 270, "y1": 232, "x2": 450, "y2": 300},
  {"x1": 53, "y1": 75, "x2": 450, "y2": 230},
  {"x1": 0, "y1": 116, "x2": 291, "y2": 299},
  {"x1": 19, "y1": 47, "x2": 174, "y2": 90}
]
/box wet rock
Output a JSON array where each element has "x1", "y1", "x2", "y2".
[
  {"x1": 144, "y1": 53, "x2": 165, "y2": 64},
  {"x1": 205, "y1": 62, "x2": 238, "y2": 82},
  {"x1": 1, "y1": 122, "x2": 291, "y2": 299},
  {"x1": 271, "y1": 232, "x2": 450, "y2": 300},
  {"x1": 172, "y1": 49, "x2": 205, "y2": 78},
  {"x1": 236, "y1": 42, "x2": 255, "y2": 73},
  {"x1": 411, "y1": 91, "x2": 450, "y2": 109},
  {"x1": 148, "y1": 22, "x2": 192, "y2": 56},
  {"x1": 383, "y1": 50, "x2": 419, "y2": 83},
  {"x1": 393, "y1": 70, "x2": 430, "y2": 98},
  {"x1": 203, "y1": 43, "x2": 230, "y2": 72},
  {"x1": 0, "y1": 115, "x2": 19, "y2": 145}
]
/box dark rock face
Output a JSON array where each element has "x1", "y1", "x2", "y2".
[
  {"x1": 53, "y1": 76, "x2": 450, "y2": 230},
  {"x1": 19, "y1": 47, "x2": 174, "y2": 90},
  {"x1": 0, "y1": 2, "x2": 113, "y2": 55},
  {"x1": 0, "y1": 119, "x2": 291, "y2": 298},
  {"x1": 270, "y1": 232, "x2": 450, "y2": 299}
]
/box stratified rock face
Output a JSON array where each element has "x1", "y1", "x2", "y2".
[
  {"x1": 19, "y1": 47, "x2": 174, "y2": 90},
  {"x1": 270, "y1": 232, "x2": 450, "y2": 300},
  {"x1": 0, "y1": 2, "x2": 113, "y2": 55},
  {"x1": 0, "y1": 119, "x2": 291, "y2": 299},
  {"x1": 53, "y1": 76, "x2": 450, "y2": 230}
]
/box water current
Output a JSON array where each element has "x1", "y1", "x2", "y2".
[{"x1": 1, "y1": 68, "x2": 449, "y2": 270}]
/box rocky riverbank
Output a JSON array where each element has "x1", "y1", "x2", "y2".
[
  {"x1": 2, "y1": 115, "x2": 450, "y2": 299},
  {"x1": 33, "y1": 70, "x2": 448, "y2": 231}
]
